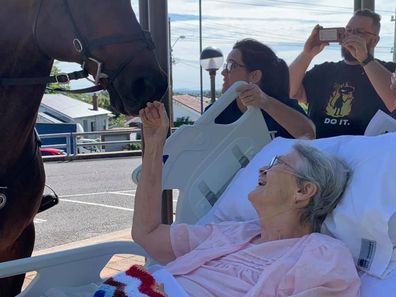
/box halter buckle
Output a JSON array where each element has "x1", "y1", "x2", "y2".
[
  {"x1": 73, "y1": 38, "x2": 83, "y2": 53},
  {"x1": 83, "y1": 57, "x2": 108, "y2": 85},
  {"x1": 55, "y1": 73, "x2": 70, "y2": 84},
  {"x1": 0, "y1": 187, "x2": 7, "y2": 210}
]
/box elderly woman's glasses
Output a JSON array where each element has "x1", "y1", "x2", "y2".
[
  {"x1": 266, "y1": 156, "x2": 306, "y2": 179},
  {"x1": 223, "y1": 61, "x2": 246, "y2": 73}
]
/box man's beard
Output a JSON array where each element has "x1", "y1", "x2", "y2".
[{"x1": 341, "y1": 47, "x2": 358, "y2": 62}]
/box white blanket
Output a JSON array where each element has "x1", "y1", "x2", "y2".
[
  {"x1": 150, "y1": 265, "x2": 189, "y2": 297},
  {"x1": 42, "y1": 268, "x2": 189, "y2": 297},
  {"x1": 42, "y1": 283, "x2": 98, "y2": 297}
]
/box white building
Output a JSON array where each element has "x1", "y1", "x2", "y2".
[
  {"x1": 38, "y1": 94, "x2": 112, "y2": 132},
  {"x1": 126, "y1": 95, "x2": 211, "y2": 127},
  {"x1": 172, "y1": 94, "x2": 210, "y2": 122}
]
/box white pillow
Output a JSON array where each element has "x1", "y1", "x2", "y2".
[
  {"x1": 360, "y1": 254, "x2": 396, "y2": 297},
  {"x1": 198, "y1": 133, "x2": 396, "y2": 279}
]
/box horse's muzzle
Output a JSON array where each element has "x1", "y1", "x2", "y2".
[{"x1": 108, "y1": 70, "x2": 168, "y2": 116}]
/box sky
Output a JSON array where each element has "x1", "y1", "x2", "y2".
[{"x1": 58, "y1": 0, "x2": 395, "y2": 92}]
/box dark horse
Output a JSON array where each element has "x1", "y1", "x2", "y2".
[{"x1": 0, "y1": 0, "x2": 167, "y2": 295}]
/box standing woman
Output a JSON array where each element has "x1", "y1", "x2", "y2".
[{"x1": 210, "y1": 38, "x2": 316, "y2": 139}]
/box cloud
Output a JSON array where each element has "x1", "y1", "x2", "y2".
[{"x1": 60, "y1": 1, "x2": 395, "y2": 91}]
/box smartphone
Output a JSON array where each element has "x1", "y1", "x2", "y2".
[{"x1": 318, "y1": 27, "x2": 345, "y2": 42}]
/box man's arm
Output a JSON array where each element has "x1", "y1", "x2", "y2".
[
  {"x1": 342, "y1": 35, "x2": 396, "y2": 111},
  {"x1": 363, "y1": 60, "x2": 396, "y2": 111},
  {"x1": 289, "y1": 25, "x2": 328, "y2": 103},
  {"x1": 131, "y1": 102, "x2": 176, "y2": 265},
  {"x1": 289, "y1": 52, "x2": 313, "y2": 103}
]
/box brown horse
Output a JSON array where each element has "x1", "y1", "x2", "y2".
[{"x1": 0, "y1": 0, "x2": 167, "y2": 295}]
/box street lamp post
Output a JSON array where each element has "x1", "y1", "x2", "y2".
[
  {"x1": 200, "y1": 47, "x2": 224, "y2": 103},
  {"x1": 171, "y1": 35, "x2": 186, "y2": 59},
  {"x1": 168, "y1": 32, "x2": 185, "y2": 123}
]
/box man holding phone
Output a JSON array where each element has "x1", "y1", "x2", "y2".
[{"x1": 289, "y1": 9, "x2": 396, "y2": 138}]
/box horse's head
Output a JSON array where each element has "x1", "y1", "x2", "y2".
[{"x1": 34, "y1": 0, "x2": 168, "y2": 115}]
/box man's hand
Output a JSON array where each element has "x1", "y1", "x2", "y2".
[
  {"x1": 139, "y1": 101, "x2": 169, "y2": 145},
  {"x1": 341, "y1": 34, "x2": 368, "y2": 63},
  {"x1": 303, "y1": 24, "x2": 328, "y2": 58},
  {"x1": 236, "y1": 83, "x2": 270, "y2": 110}
]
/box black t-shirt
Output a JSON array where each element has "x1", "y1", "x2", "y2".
[
  {"x1": 303, "y1": 60, "x2": 396, "y2": 138},
  {"x1": 205, "y1": 98, "x2": 308, "y2": 138}
]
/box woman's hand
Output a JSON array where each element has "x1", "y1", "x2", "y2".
[
  {"x1": 139, "y1": 101, "x2": 169, "y2": 145},
  {"x1": 236, "y1": 83, "x2": 270, "y2": 110},
  {"x1": 237, "y1": 83, "x2": 316, "y2": 139}
]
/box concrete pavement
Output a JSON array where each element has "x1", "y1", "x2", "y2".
[{"x1": 23, "y1": 229, "x2": 145, "y2": 290}]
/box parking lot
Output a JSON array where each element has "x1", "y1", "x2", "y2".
[{"x1": 34, "y1": 157, "x2": 177, "y2": 251}]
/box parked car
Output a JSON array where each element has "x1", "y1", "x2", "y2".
[{"x1": 40, "y1": 147, "x2": 66, "y2": 156}]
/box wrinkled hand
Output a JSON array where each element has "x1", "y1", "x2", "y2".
[
  {"x1": 139, "y1": 101, "x2": 169, "y2": 144},
  {"x1": 236, "y1": 83, "x2": 270, "y2": 110},
  {"x1": 303, "y1": 24, "x2": 328, "y2": 58},
  {"x1": 391, "y1": 71, "x2": 396, "y2": 91},
  {"x1": 341, "y1": 34, "x2": 368, "y2": 63}
]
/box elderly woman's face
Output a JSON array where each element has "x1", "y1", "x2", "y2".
[
  {"x1": 248, "y1": 151, "x2": 302, "y2": 216},
  {"x1": 221, "y1": 49, "x2": 251, "y2": 93}
]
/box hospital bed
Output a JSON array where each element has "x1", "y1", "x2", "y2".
[{"x1": 1, "y1": 81, "x2": 395, "y2": 297}]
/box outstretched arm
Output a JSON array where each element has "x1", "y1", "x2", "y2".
[
  {"x1": 289, "y1": 25, "x2": 328, "y2": 103},
  {"x1": 131, "y1": 101, "x2": 176, "y2": 265},
  {"x1": 364, "y1": 61, "x2": 396, "y2": 111}
]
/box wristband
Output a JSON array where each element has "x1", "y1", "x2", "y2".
[{"x1": 361, "y1": 54, "x2": 374, "y2": 66}]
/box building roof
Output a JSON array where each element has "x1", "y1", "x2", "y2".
[
  {"x1": 173, "y1": 94, "x2": 210, "y2": 113},
  {"x1": 41, "y1": 94, "x2": 112, "y2": 119},
  {"x1": 125, "y1": 95, "x2": 211, "y2": 126},
  {"x1": 37, "y1": 111, "x2": 64, "y2": 123}
]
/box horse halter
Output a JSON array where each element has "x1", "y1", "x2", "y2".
[
  {"x1": 0, "y1": 0, "x2": 156, "y2": 94},
  {"x1": 52, "y1": 0, "x2": 156, "y2": 92}
]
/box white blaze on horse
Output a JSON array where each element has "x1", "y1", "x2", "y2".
[{"x1": 0, "y1": 0, "x2": 167, "y2": 295}]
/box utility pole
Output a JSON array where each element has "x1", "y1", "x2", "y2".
[
  {"x1": 199, "y1": 0, "x2": 204, "y2": 114},
  {"x1": 168, "y1": 18, "x2": 174, "y2": 125},
  {"x1": 138, "y1": 0, "x2": 149, "y2": 30},
  {"x1": 392, "y1": 9, "x2": 396, "y2": 62},
  {"x1": 354, "y1": 0, "x2": 374, "y2": 12},
  {"x1": 139, "y1": 0, "x2": 173, "y2": 224},
  {"x1": 361, "y1": 0, "x2": 374, "y2": 11},
  {"x1": 354, "y1": 0, "x2": 360, "y2": 11}
]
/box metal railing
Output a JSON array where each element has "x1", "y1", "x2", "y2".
[{"x1": 39, "y1": 128, "x2": 143, "y2": 157}]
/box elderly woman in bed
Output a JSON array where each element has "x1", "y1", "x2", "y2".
[{"x1": 132, "y1": 102, "x2": 360, "y2": 297}]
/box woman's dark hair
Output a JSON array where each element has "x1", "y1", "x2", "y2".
[{"x1": 233, "y1": 38, "x2": 289, "y2": 101}]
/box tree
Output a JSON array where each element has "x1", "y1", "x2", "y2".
[
  {"x1": 174, "y1": 116, "x2": 194, "y2": 127},
  {"x1": 109, "y1": 114, "x2": 127, "y2": 128}
]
